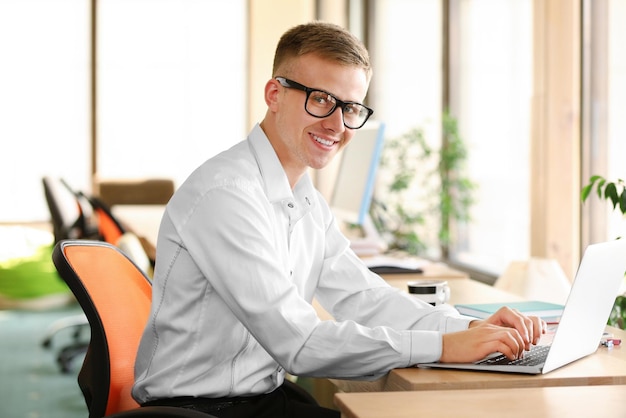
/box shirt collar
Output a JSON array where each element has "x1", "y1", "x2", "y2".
[{"x1": 248, "y1": 124, "x2": 316, "y2": 208}]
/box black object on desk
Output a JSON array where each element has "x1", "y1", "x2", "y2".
[{"x1": 369, "y1": 265, "x2": 424, "y2": 274}]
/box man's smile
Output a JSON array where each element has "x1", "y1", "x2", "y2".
[{"x1": 311, "y1": 133, "x2": 337, "y2": 147}]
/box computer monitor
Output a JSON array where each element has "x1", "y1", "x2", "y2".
[{"x1": 330, "y1": 120, "x2": 386, "y2": 255}]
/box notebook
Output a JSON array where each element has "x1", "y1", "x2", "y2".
[
  {"x1": 418, "y1": 238, "x2": 626, "y2": 374},
  {"x1": 454, "y1": 300, "x2": 564, "y2": 323}
]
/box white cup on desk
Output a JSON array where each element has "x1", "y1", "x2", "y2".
[{"x1": 407, "y1": 280, "x2": 451, "y2": 306}]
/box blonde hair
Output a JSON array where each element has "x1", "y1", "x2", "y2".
[{"x1": 272, "y1": 21, "x2": 372, "y2": 81}]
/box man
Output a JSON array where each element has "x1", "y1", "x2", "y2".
[{"x1": 133, "y1": 22, "x2": 545, "y2": 417}]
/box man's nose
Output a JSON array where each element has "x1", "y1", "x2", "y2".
[{"x1": 323, "y1": 105, "x2": 346, "y2": 131}]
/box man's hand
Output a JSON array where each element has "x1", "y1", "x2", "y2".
[
  {"x1": 479, "y1": 306, "x2": 547, "y2": 347},
  {"x1": 440, "y1": 307, "x2": 547, "y2": 363}
]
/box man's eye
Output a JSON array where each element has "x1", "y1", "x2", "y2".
[
  {"x1": 344, "y1": 105, "x2": 357, "y2": 115},
  {"x1": 311, "y1": 92, "x2": 333, "y2": 106}
]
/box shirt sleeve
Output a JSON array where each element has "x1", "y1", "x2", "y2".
[{"x1": 311, "y1": 211, "x2": 474, "y2": 368}]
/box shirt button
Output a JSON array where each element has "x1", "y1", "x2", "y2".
[{"x1": 287, "y1": 202, "x2": 294, "y2": 208}]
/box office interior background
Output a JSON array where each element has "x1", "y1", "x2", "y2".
[{"x1": 1, "y1": 0, "x2": 624, "y2": 283}]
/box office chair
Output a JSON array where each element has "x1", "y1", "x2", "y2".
[
  {"x1": 41, "y1": 176, "x2": 99, "y2": 243},
  {"x1": 52, "y1": 240, "x2": 215, "y2": 418},
  {"x1": 82, "y1": 193, "x2": 154, "y2": 271},
  {"x1": 87, "y1": 195, "x2": 126, "y2": 245},
  {"x1": 42, "y1": 182, "x2": 154, "y2": 373},
  {"x1": 43, "y1": 176, "x2": 135, "y2": 249},
  {"x1": 41, "y1": 177, "x2": 97, "y2": 371}
]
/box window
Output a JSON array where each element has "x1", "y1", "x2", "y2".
[
  {"x1": 369, "y1": 0, "x2": 532, "y2": 276},
  {"x1": 367, "y1": 0, "x2": 444, "y2": 257},
  {"x1": 0, "y1": 0, "x2": 90, "y2": 221},
  {"x1": 583, "y1": 0, "x2": 626, "y2": 244},
  {"x1": 0, "y1": 0, "x2": 247, "y2": 223},
  {"x1": 448, "y1": 0, "x2": 533, "y2": 274},
  {"x1": 606, "y1": 1, "x2": 626, "y2": 240},
  {"x1": 369, "y1": 0, "x2": 442, "y2": 140},
  {"x1": 97, "y1": 0, "x2": 247, "y2": 187}
]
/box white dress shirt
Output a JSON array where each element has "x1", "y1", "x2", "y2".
[{"x1": 132, "y1": 124, "x2": 472, "y2": 402}]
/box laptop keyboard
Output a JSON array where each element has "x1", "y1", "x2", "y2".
[{"x1": 477, "y1": 344, "x2": 551, "y2": 367}]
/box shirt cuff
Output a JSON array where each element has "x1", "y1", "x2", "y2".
[
  {"x1": 406, "y1": 316, "x2": 475, "y2": 365},
  {"x1": 407, "y1": 330, "x2": 442, "y2": 364}
]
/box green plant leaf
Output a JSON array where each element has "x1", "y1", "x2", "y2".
[
  {"x1": 611, "y1": 295, "x2": 626, "y2": 330},
  {"x1": 596, "y1": 178, "x2": 607, "y2": 198},
  {"x1": 373, "y1": 111, "x2": 475, "y2": 257},
  {"x1": 605, "y1": 182, "x2": 619, "y2": 209},
  {"x1": 620, "y1": 190, "x2": 626, "y2": 215},
  {"x1": 581, "y1": 183, "x2": 593, "y2": 202}
]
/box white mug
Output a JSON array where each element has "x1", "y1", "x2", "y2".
[{"x1": 407, "y1": 280, "x2": 451, "y2": 306}]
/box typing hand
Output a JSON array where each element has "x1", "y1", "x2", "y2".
[
  {"x1": 441, "y1": 324, "x2": 527, "y2": 363},
  {"x1": 440, "y1": 308, "x2": 546, "y2": 363},
  {"x1": 479, "y1": 306, "x2": 547, "y2": 349}
]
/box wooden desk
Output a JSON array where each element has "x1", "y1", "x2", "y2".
[
  {"x1": 383, "y1": 276, "x2": 518, "y2": 303},
  {"x1": 334, "y1": 385, "x2": 626, "y2": 418}
]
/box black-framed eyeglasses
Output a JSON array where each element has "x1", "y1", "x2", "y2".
[{"x1": 275, "y1": 76, "x2": 374, "y2": 129}]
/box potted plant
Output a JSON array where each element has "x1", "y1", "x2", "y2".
[
  {"x1": 370, "y1": 111, "x2": 476, "y2": 259},
  {"x1": 581, "y1": 175, "x2": 626, "y2": 329}
]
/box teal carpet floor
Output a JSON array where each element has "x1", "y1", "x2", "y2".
[{"x1": 0, "y1": 305, "x2": 89, "y2": 418}]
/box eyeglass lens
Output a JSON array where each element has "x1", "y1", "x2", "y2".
[{"x1": 306, "y1": 91, "x2": 369, "y2": 129}]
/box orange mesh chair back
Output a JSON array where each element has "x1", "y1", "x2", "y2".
[
  {"x1": 52, "y1": 240, "x2": 214, "y2": 418},
  {"x1": 52, "y1": 240, "x2": 150, "y2": 416}
]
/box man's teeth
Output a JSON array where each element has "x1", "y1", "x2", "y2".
[{"x1": 313, "y1": 135, "x2": 334, "y2": 146}]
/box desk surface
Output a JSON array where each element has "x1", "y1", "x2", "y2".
[
  {"x1": 383, "y1": 277, "x2": 520, "y2": 303},
  {"x1": 334, "y1": 385, "x2": 626, "y2": 418}
]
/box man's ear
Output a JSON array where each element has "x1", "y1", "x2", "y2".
[{"x1": 264, "y1": 78, "x2": 281, "y2": 110}]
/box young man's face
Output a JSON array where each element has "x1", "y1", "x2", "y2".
[{"x1": 267, "y1": 53, "x2": 370, "y2": 179}]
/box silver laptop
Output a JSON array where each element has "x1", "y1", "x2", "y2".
[{"x1": 418, "y1": 239, "x2": 626, "y2": 374}]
